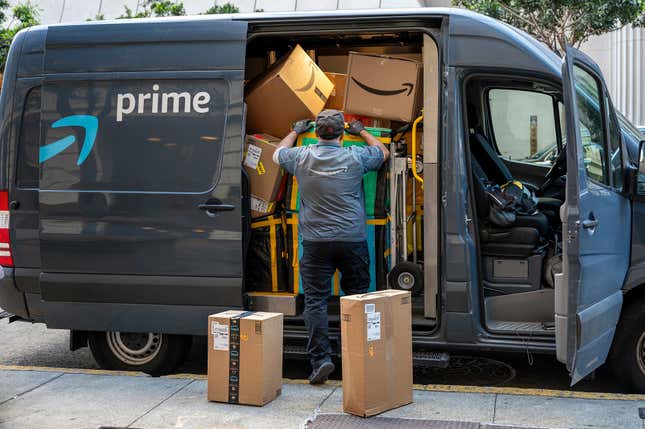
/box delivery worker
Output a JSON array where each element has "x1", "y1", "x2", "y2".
[{"x1": 272, "y1": 109, "x2": 389, "y2": 384}]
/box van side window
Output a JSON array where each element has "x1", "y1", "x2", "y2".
[
  {"x1": 488, "y1": 89, "x2": 558, "y2": 164},
  {"x1": 16, "y1": 86, "x2": 41, "y2": 188},
  {"x1": 572, "y1": 65, "x2": 608, "y2": 185}
]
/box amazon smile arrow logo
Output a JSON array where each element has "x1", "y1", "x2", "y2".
[
  {"x1": 351, "y1": 77, "x2": 414, "y2": 97},
  {"x1": 39, "y1": 115, "x2": 99, "y2": 165}
]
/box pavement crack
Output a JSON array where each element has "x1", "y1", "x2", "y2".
[
  {"x1": 126, "y1": 378, "x2": 194, "y2": 428},
  {"x1": 303, "y1": 385, "x2": 338, "y2": 429},
  {"x1": 491, "y1": 393, "x2": 498, "y2": 424},
  {"x1": 0, "y1": 372, "x2": 64, "y2": 407}
]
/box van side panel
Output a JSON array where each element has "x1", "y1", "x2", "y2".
[{"x1": 32, "y1": 20, "x2": 248, "y2": 334}]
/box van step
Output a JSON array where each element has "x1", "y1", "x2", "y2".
[
  {"x1": 413, "y1": 351, "x2": 450, "y2": 368},
  {"x1": 284, "y1": 343, "x2": 450, "y2": 368}
]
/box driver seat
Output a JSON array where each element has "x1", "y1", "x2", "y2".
[{"x1": 469, "y1": 132, "x2": 562, "y2": 220}]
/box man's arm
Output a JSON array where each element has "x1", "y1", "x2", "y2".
[
  {"x1": 359, "y1": 129, "x2": 390, "y2": 161},
  {"x1": 347, "y1": 120, "x2": 390, "y2": 161},
  {"x1": 272, "y1": 119, "x2": 311, "y2": 169},
  {"x1": 277, "y1": 130, "x2": 299, "y2": 151}
]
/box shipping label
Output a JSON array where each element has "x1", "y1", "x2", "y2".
[
  {"x1": 364, "y1": 303, "x2": 375, "y2": 313},
  {"x1": 366, "y1": 312, "x2": 381, "y2": 341},
  {"x1": 244, "y1": 144, "x2": 262, "y2": 170},
  {"x1": 211, "y1": 321, "x2": 229, "y2": 351},
  {"x1": 251, "y1": 197, "x2": 269, "y2": 213}
]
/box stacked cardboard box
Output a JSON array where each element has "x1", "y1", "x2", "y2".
[
  {"x1": 243, "y1": 134, "x2": 286, "y2": 219},
  {"x1": 340, "y1": 290, "x2": 413, "y2": 417},
  {"x1": 344, "y1": 52, "x2": 422, "y2": 122},
  {"x1": 246, "y1": 44, "x2": 334, "y2": 139}
]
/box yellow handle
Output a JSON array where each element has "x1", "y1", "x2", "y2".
[{"x1": 411, "y1": 114, "x2": 424, "y2": 185}]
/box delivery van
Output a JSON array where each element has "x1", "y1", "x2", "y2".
[{"x1": 1, "y1": 8, "x2": 645, "y2": 391}]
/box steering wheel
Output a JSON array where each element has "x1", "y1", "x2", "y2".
[{"x1": 540, "y1": 145, "x2": 567, "y2": 192}]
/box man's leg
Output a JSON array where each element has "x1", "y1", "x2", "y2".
[
  {"x1": 337, "y1": 240, "x2": 371, "y2": 295},
  {"x1": 300, "y1": 240, "x2": 336, "y2": 383}
]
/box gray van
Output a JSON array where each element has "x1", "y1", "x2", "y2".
[{"x1": 1, "y1": 7, "x2": 645, "y2": 391}]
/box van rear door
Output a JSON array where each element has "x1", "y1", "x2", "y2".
[
  {"x1": 37, "y1": 20, "x2": 248, "y2": 334},
  {"x1": 557, "y1": 46, "x2": 631, "y2": 384}
]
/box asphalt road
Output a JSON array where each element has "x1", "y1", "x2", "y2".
[{"x1": 0, "y1": 316, "x2": 627, "y2": 394}]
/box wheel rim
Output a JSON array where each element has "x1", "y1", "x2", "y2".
[
  {"x1": 106, "y1": 332, "x2": 162, "y2": 366},
  {"x1": 397, "y1": 272, "x2": 415, "y2": 290},
  {"x1": 636, "y1": 331, "x2": 645, "y2": 375}
]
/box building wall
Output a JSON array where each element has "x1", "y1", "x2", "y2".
[{"x1": 583, "y1": 26, "x2": 645, "y2": 127}]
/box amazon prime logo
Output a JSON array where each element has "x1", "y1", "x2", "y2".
[
  {"x1": 39, "y1": 115, "x2": 98, "y2": 165},
  {"x1": 351, "y1": 77, "x2": 414, "y2": 97}
]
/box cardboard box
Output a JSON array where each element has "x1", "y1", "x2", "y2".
[
  {"x1": 340, "y1": 290, "x2": 412, "y2": 417},
  {"x1": 324, "y1": 72, "x2": 347, "y2": 111},
  {"x1": 207, "y1": 310, "x2": 283, "y2": 406},
  {"x1": 244, "y1": 134, "x2": 285, "y2": 218},
  {"x1": 344, "y1": 52, "x2": 422, "y2": 122},
  {"x1": 246, "y1": 44, "x2": 334, "y2": 138}
]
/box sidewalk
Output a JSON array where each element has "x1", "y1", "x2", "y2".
[{"x1": 1, "y1": 365, "x2": 644, "y2": 429}]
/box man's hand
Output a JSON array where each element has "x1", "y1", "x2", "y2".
[
  {"x1": 293, "y1": 119, "x2": 311, "y2": 135},
  {"x1": 346, "y1": 119, "x2": 365, "y2": 136}
]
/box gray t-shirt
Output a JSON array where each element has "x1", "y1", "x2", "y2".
[{"x1": 276, "y1": 142, "x2": 384, "y2": 242}]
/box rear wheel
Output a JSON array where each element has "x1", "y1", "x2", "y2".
[
  {"x1": 608, "y1": 301, "x2": 645, "y2": 392},
  {"x1": 89, "y1": 331, "x2": 191, "y2": 376}
]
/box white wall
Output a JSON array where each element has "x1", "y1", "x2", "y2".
[{"x1": 581, "y1": 26, "x2": 644, "y2": 127}]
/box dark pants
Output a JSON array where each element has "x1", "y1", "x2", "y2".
[{"x1": 300, "y1": 240, "x2": 370, "y2": 369}]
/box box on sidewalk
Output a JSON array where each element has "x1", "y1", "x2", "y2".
[
  {"x1": 207, "y1": 311, "x2": 283, "y2": 406},
  {"x1": 246, "y1": 44, "x2": 334, "y2": 138},
  {"x1": 340, "y1": 290, "x2": 412, "y2": 417},
  {"x1": 243, "y1": 133, "x2": 286, "y2": 218},
  {"x1": 344, "y1": 52, "x2": 422, "y2": 122}
]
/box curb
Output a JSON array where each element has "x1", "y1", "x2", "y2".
[{"x1": 1, "y1": 364, "x2": 644, "y2": 402}]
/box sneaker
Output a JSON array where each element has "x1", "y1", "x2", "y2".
[{"x1": 308, "y1": 361, "x2": 335, "y2": 385}]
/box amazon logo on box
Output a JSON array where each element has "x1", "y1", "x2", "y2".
[{"x1": 343, "y1": 52, "x2": 422, "y2": 123}]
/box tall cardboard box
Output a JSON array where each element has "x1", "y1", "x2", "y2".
[
  {"x1": 340, "y1": 290, "x2": 412, "y2": 417},
  {"x1": 246, "y1": 45, "x2": 334, "y2": 138},
  {"x1": 244, "y1": 134, "x2": 285, "y2": 218},
  {"x1": 324, "y1": 72, "x2": 347, "y2": 110},
  {"x1": 344, "y1": 52, "x2": 422, "y2": 122},
  {"x1": 208, "y1": 311, "x2": 283, "y2": 406}
]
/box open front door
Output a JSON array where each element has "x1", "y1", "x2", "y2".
[{"x1": 556, "y1": 47, "x2": 631, "y2": 384}]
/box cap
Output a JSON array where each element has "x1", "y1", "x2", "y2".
[{"x1": 315, "y1": 109, "x2": 344, "y2": 140}]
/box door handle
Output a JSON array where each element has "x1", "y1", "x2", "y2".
[
  {"x1": 198, "y1": 203, "x2": 236, "y2": 212},
  {"x1": 581, "y1": 219, "x2": 598, "y2": 229}
]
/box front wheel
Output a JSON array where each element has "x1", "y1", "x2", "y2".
[
  {"x1": 608, "y1": 302, "x2": 645, "y2": 392},
  {"x1": 89, "y1": 331, "x2": 191, "y2": 376}
]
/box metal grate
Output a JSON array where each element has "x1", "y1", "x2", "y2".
[{"x1": 307, "y1": 415, "x2": 479, "y2": 429}]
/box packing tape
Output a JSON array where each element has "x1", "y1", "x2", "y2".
[{"x1": 228, "y1": 311, "x2": 255, "y2": 404}]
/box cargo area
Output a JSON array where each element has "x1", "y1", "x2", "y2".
[{"x1": 239, "y1": 30, "x2": 437, "y2": 331}]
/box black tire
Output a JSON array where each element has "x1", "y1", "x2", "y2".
[
  {"x1": 608, "y1": 301, "x2": 645, "y2": 392},
  {"x1": 89, "y1": 331, "x2": 191, "y2": 376},
  {"x1": 388, "y1": 261, "x2": 423, "y2": 295}
]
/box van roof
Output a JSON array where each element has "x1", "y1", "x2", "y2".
[{"x1": 14, "y1": 7, "x2": 562, "y2": 78}]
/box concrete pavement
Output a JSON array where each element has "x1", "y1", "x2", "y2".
[{"x1": 1, "y1": 365, "x2": 645, "y2": 429}]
